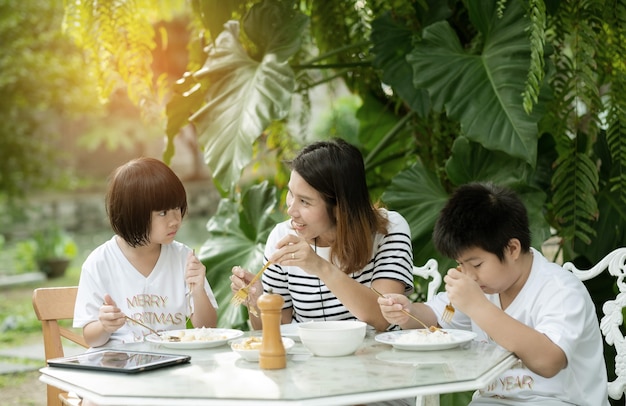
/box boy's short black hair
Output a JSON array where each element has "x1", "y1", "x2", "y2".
[
  {"x1": 105, "y1": 157, "x2": 187, "y2": 247},
  {"x1": 432, "y1": 182, "x2": 531, "y2": 262}
]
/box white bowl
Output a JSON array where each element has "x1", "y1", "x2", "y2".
[
  {"x1": 298, "y1": 320, "x2": 366, "y2": 357},
  {"x1": 280, "y1": 323, "x2": 301, "y2": 341},
  {"x1": 230, "y1": 336, "x2": 295, "y2": 362}
]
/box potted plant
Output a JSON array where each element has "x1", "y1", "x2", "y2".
[{"x1": 32, "y1": 225, "x2": 78, "y2": 278}]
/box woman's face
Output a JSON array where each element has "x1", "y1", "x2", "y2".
[{"x1": 286, "y1": 170, "x2": 335, "y2": 244}]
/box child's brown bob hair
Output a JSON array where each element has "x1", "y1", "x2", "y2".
[{"x1": 105, "y1": 157, "x2": 187, "y2": 247}]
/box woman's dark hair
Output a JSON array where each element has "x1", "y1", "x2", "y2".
[
  {"x1": 105, "y1": 157, "x2": 187, "y2": 247},
  {"x1": 433, "y1": 182, "x2": 531, "y2": 262},
  {"x1": 288, "y1": 139, "x2": 388, "y2": 273}
]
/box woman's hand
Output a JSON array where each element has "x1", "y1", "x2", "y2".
[
  {"x1": 269, "y1": 234, "x2": 324, "y2": 275},
  {"x1": 99, "y1": 294, "x2": 126, "y2": 333},
  {"x1": 230, "y1": 266, "x2": 263, "y2": 305},
  {"x1": 376, "y1": 293, "x2": 413, "y2": 326}
]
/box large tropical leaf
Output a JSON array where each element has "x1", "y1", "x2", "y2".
[
  {"x1": 190, "y1": 2, "x2": 308, "y2": 189},
  {"x1": 192, "y1": 0, "x2": 247, "y2": 42},
  {"x1": 382, "y1": 160, "x2": 449, "y2": 264},
  {"x1": 516, "y1": 186, "x2": 552, "y2": 250},
  {"x1": 370, "y1": 12, "x2": 430, "y2": 117},
  {"x1": 370, "y1": 2, "x2": 452, "y2": 117},
  {"x1": 199, "y1": 181, "x2": 285, "y2": 328},
  {"x1": 445, "y1": 137, "x2": 531, "y2": 186},
  {"x1": 407, "y1": 0, "x2": 542, "y2": 165}
]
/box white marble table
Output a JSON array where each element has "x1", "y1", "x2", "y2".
[{"x1": 39, "y1": 332, "x2": 517, "y2": 406}]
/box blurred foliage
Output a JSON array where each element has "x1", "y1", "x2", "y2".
[
  {"x1": 0, "y1": 0, "x2": 102, "y2": 203},
  {"x1": 62, "y1": 0, "x2": 188, "y2": 122}
]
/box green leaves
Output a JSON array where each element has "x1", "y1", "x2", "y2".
[
  {"x1": 383, "y1": 137, "x2": 551, "y2": 261},
  {"x1": 551, "y1": 144, "x2": 599, "y2": 245},
  {"x1": 192, "y1": 0, "x2": 247, "y2": 42},
  {"x1": 382, "y1": 160, "x2": 449, "y2": 260},
  {"x1": 242, "y1": 0, "x2": 309, "y2": 60},
  {"x1": 407, "y1": 0, "x2": 542, "y2": 166},
  {"x1": 199, "y1": 181, "x2": 285, "y2": 328},
  {"x1": 370, "y1": 12, "x2": 430, "y2": 117},
  {"x1": 445, "y1": 137, "x2": 531, "y2": 186},
  {"x1": 188, "y1": 2, "x2": 308, "y2": 189}
]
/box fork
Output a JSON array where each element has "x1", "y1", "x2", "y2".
[
  {"x1": 441, "y1": 302, "x2": 455, "y2": 323},
  {"x1": 185, "y1": 283, "x2": 193, "y2": 326},
  {"x1": 370, "y1": 287, "x2": 433, "y2": 331},
  {"x1": 441, "y1": 265, "x2": 462, "y2": 323},
  {"x1": 186, "y1": 249, "x2": 195, "y2": 326},
  {"x1": 230, "y1": 261, "x2": 272, "y2": 306}
]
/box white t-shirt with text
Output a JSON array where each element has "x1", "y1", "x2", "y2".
[{"x1": 74, "y1": 237, "x2": 217, "y2": 344}]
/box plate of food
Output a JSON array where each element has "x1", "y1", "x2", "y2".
[
  {"x1": 230, "y1": 336, "x2": 295, "y2": 362},
  {"x1": 375, "y1": 329, "x2": 476, "y2": 351},
  {"x1": 146, "y1": 327, "x2": 244, "y2": 349}
]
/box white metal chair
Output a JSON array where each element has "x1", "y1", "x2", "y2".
[
  {"x1": 412, "y1": 259, "x2": 442, "y2": 406},
  {"x1": 412, "y1": 259, "x2": 442, "y2": 302},
  {"x1": 563, "y1": 247, "x2": 626, "y2": 403}
]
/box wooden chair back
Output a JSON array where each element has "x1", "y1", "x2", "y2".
[
  {"x1": 563, "y1": 248, "x2": 626, "y2": 402},
  {"x1": 32, "y1": 286, "x2": 88, "y2": 406}
]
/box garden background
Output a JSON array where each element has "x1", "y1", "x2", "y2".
[{"x1": 1, "y1": 1, "x2": 625, "y2": 405}]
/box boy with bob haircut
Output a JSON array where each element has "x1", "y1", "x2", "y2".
[{"x1": 377, "y1": 182, "x2": 608, "y2": 405}]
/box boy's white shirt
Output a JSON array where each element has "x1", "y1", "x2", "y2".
[
  {"x1": 426, "y1": 248, "x2": 609, "y2": 406},
  {"x1": 74, "y1": 236, "x2": 217, "y2": 344}
]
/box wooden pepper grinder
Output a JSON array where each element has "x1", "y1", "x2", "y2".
[{"x1": 257, "y1": 289, "x2": 286, "y2": 369}]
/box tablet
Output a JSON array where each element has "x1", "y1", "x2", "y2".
[{"x1": 47, "y1": 349, "x2": 191, "y2": 374}]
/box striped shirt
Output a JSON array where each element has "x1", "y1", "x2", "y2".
[{"x1": 262, "y1": 209, "x2": 414, "y2": 324}]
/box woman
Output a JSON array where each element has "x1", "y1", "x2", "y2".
[{"x1": 231, "y1": 139, "x2": 414, "y2": 331}]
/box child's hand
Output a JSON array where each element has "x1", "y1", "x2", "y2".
[
  {"x1": 376, "y1": 293, "x2": 412, "y2": 325},
  {"x1": 99, "y1": 294, "x2": 125, "y2": 333},
  {"x1": 185, "y1": 250, "x2": 206, "y2": 292},
  {"x1": 444, "y1": 267, "x2": 484, "y2": 316}
]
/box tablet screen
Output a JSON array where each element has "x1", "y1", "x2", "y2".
[{"x1": 47, "y1": 349, "x2": 191, "y2": 373}]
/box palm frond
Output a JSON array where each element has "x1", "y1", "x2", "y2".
[
  {"x1": 547, "y1": 0, "x2": 605, "y2": 248},
  {"x1": 551, "y1": 147, "x2": 599, "y2": 245},
  {"x1": 602, "y1": 0, "x2": 626, "y2": 209},
  {"x1": 522, "y1": 0, "x2": 547, "y2": 114}
]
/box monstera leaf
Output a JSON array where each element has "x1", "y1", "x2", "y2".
[
  {"x1": 382, "y1": 160, "x2": 449, "y2": 262},
  {"x1": 407, "y1": 0, "x2": 542, "y2": 165},
  {"x1": 190, "y1": 1, "x2": 308, "y2": 189},
  {"x1": 370, "y1": 2, "x2": 452, "y2": 117},
  {"x1": 370, "y1": 12, "x2": 430, "y2": 117},
  {"x1": 445, "y1": 137, "x2": 532, "y2": 186},
  {"x1": 199, "y1": 181, "x2": 285, "y2": 328}
]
